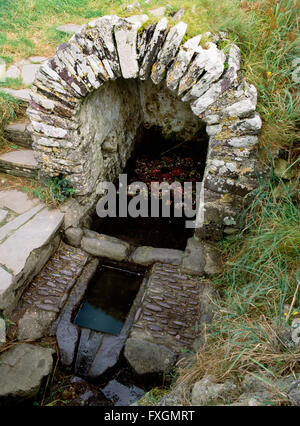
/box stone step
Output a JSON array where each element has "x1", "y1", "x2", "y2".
[
  {"x1": 0, "y1": 149, "x2": 38, "y2": 178},
  {"x1": 0, "y1": 204, "x2": 64, "y2": 314},
  {"x1": 0, "y1": 88, "x2": 31, "y2": 110},
  {"x1": 4, "y1": 118, "x2": 33, "y2": 148}
]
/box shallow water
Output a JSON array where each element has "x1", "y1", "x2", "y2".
[{"x1": 74, "y1": 265, "x2": 143, "y2": 335}]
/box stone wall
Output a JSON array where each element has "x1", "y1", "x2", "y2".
[{"x1": 27, "y1": 14, "x2": 262, "y2": 239}]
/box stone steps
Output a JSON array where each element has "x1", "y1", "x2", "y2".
[
  {"x1": 0, "y1": 88, "x2": 31, "y2": 111},
  {"x1": 0, "y1": 197, "x2": 64, "y2": 315},
  {"x1": 0, "y1": 148, "x2": 38, "y2": 178},
  {"x1": 4, "y1": 118, "x2": 33, "y2": 148}
]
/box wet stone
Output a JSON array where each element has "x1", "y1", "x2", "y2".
[
  {"x1": 147, "y1": 324, "x2": 163, "y2": 332},
  {"x1": 145, "y1": 303, "x2": 162, "y2": 312}
]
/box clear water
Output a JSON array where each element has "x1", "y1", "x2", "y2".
[{"x1": 74, "y1": 265, "x2": 143, "y2": 335}]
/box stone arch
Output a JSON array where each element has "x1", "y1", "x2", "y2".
[{"x1": 27, "y1": 14, "x2": 262, "y2": 239}]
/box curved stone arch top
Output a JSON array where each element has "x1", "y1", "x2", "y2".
[{"x1": 27, "y1": 14, "x2": 262, "y2": 240}]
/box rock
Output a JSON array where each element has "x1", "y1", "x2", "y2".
[
  {"x1": 124, "y1": 337, "x2": 176, "y2": 375},
  {"x1": 130, "y1": 246, "x2": 183, "y2": 266},
  {"x1": 139, "y1": 18, "x2": 169, "y2": 80},
  {"x1": 0, "y1": 343, "x2": 54, "y2": 405},
  {"x1": 114, "y1": 18, "x2": 142, "y2": 79},
  {"x1": 291, "y1": 318, "x2": 300, "y2": 345},
  {"x1": 0, "y1": 317, "x2": 6, "y2": 347},
  {"x1": 181, "y1": 43, "x2": 226, "y2": 101},
  {"x1": 21, "y1": 64, "x2": 41, "y2": 86},
  {"x1": 6, "y1": 65, "x2": 20, "y2": 79},
  {"x1": 56, "y1": 24, "x2": 83, "y2": 34},
  {"x1": 102, "y1": 379, "x2": 144, "y2": 406},
  {"x1": 192, "y1": 375, "x2": 238, "y2": 405},
  {"x1": 17, "y1": 309, "x2": 57, "y2": 341},
  {"x1": 149, "y1": 7, "x2": 166, "y2": 18},
  {"x1": 171, "y1": 8, "x2": 185, "y2": 21},
  {"x1": 166, "y1": 35, "x2": 201, "y2": 92},
  {"x1": 64, "y1": 227, "x2": 83, "y2": 247},
  {"x1": 182, "y1": 237, "x2": 222, "y2": 275},
  {"x1": 88, "y1": 335, "x2": 126, "y2": 379},
  {"x1": 151, "y1": 21, "x2": 187, "y2": 85},
  {"x1": 81, "y1": 233, "x2": 130, "y2": 261},
  {"x1": 125, "y1": 2, "x2": 141, "y2": 12}
]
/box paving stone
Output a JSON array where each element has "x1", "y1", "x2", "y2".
[
  {"x1": 6, "y1": 65, "x2": 20, "y2": 79},
  {"x1": 102, "y1": 379, "x2": 144, "y2": 406},
  {"x1": 182, "y1": 237, "x2": 223, "y2": 275},
  {"x1": 21, "y1": 63, "x2": 41, "y2": 85},
  {"x1": 0, "y1": 343, "x2": 54, "y2": 404},
  {"x1": 0, "y1": 190, "x2": 40, "y2": 215}
]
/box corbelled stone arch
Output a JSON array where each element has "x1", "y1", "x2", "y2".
[{"x1": 27, "y1": 14, "x2": 261, "y2": 239}]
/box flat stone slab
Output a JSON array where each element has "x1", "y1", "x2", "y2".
[
  {"x1": 56, "y1": 24, "x2": 83, "y2": 34},
  {"x1": 182, "y1": 237, "x2": 223, "y2": 275},
  {"x1": 0, "y1": 207, "x2": 64, "y2": 276},
  {"x1": 81, "y1": 231, "x2": 130, "y2": 261},
  {"x1": 0, "y1": 317, "x2": 5, "y2": 346},
  {"x1": 21, "y1": 63, "x2": 41, "y2": 86},
  {"x1": 17, "y1": 242, "x2": 89, "y2": 340},
  {"x1": 130, "y1": 246, "x2": 183, "y2": 266},
  {"x1": 0, "y1": 190, "x2": 40, "y2": 215},
  {"x1": 4, "y1": 118, "x2": 32, "y2": 149},
  {"x1": 0, "y1": 206, "x2": 64, "y2": 313},
  {"x1": 125, "y1": 263, "x2": 215, "y2": 375},
  {"x1": 29, "y1": 56, "x2": 47, "y2": 64},
  {"x1": 0, "y1": 343, "x2": 54, "y2": 404},
  {"x1": 0, "y1": 149, "x2": 38, "y2": 178}
]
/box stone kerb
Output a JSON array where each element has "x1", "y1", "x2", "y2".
[{"x1": 26, "y1": 14, "x2": 261, "y2": 239}]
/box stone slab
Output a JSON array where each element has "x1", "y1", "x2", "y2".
[
  {"x1": 4, "y1": 118, "x2": 32, "y2": 149},
  {"x1": 0, "y1": 207, "x2": 64, "y2": 276},
  {"x1": 130, "y1": 246, "x2": 183, "y2": 266},
  {"x1": 0, "y1": 190, "x2": 40, "y2": 215},
  {"x1": 0, "y1": 88, "x2": 31, "y2": 104},
  {"x1": 0, "y1": 266, "x2": 13, "y2": 299},
  {"x1": 0, "y1": 343, "x2": 54, "y2": 404},
  {"x1": 0, "y1": 149, "x2": 38, "y2": 178},
  {"x1": 21, "y1": 64, "x2": 41, "y2": 86},
  {"x1": 102, "y1": 379, "x2": 144, "y2": 406},
  {"x1": 81, "y1": 232, "x2": 130, "y2": 261}
]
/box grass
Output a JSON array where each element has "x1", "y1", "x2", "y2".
[{"x1": 175, "y1": 174, "x2": 300, "y2": 404}]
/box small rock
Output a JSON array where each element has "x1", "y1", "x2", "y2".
[
  {"x1": 125, "y1": 2, "x2": 141, "y2": 12},
  {"x1": 291, "y1": 318, "x2": 300, "y2": 345},
  {"x1": 192, "y1": 375, "x2": 237, "y2": 405},
  {"x1": 0, "y1": 343, "x2": 54, "y2": 404},
  {"x1": 0, "y1": 318, "x2": 6, "y2": 347},
  {"x1": 171, "y1": 7, "x2": 185, "y2": 20},
  {"x1": 18, "y1": 309, "x2": 57, "y2": 341},
  {"x1": 102, "y1": 379, "x2": 144, "y2": 406},
  {"x1": 130, "y1": 246, "x2": 183, "y2": 266},
  {"x1": 81, "y1": 233, "x2": 130, "y2": 261},
  {"x1": 21, "y1": 63, "x2": 41, "y2": 85},
  {"x1": 149, "y1": 7, "x2": 166, "y2": 18},
  {"x1": 6, "y1": 65, "x2": 20, "y2": 79},
  {"x1": 182, "y1": 237, "x2": 222, "y2": 275},
  {"x1": 124, "y1": 337, "x2": 176, "y2": 375},
  {"x1": 64, "y1": 227, "x2": 83, "y2": 248}
]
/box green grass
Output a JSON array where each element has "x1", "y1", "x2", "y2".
[{"x1": 0, "y1": 91, "x2": 22, "y2": 146}]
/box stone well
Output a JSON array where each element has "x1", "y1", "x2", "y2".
[{"x1": 27, "y1": 14, "x2": 262, "y2": 239}]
